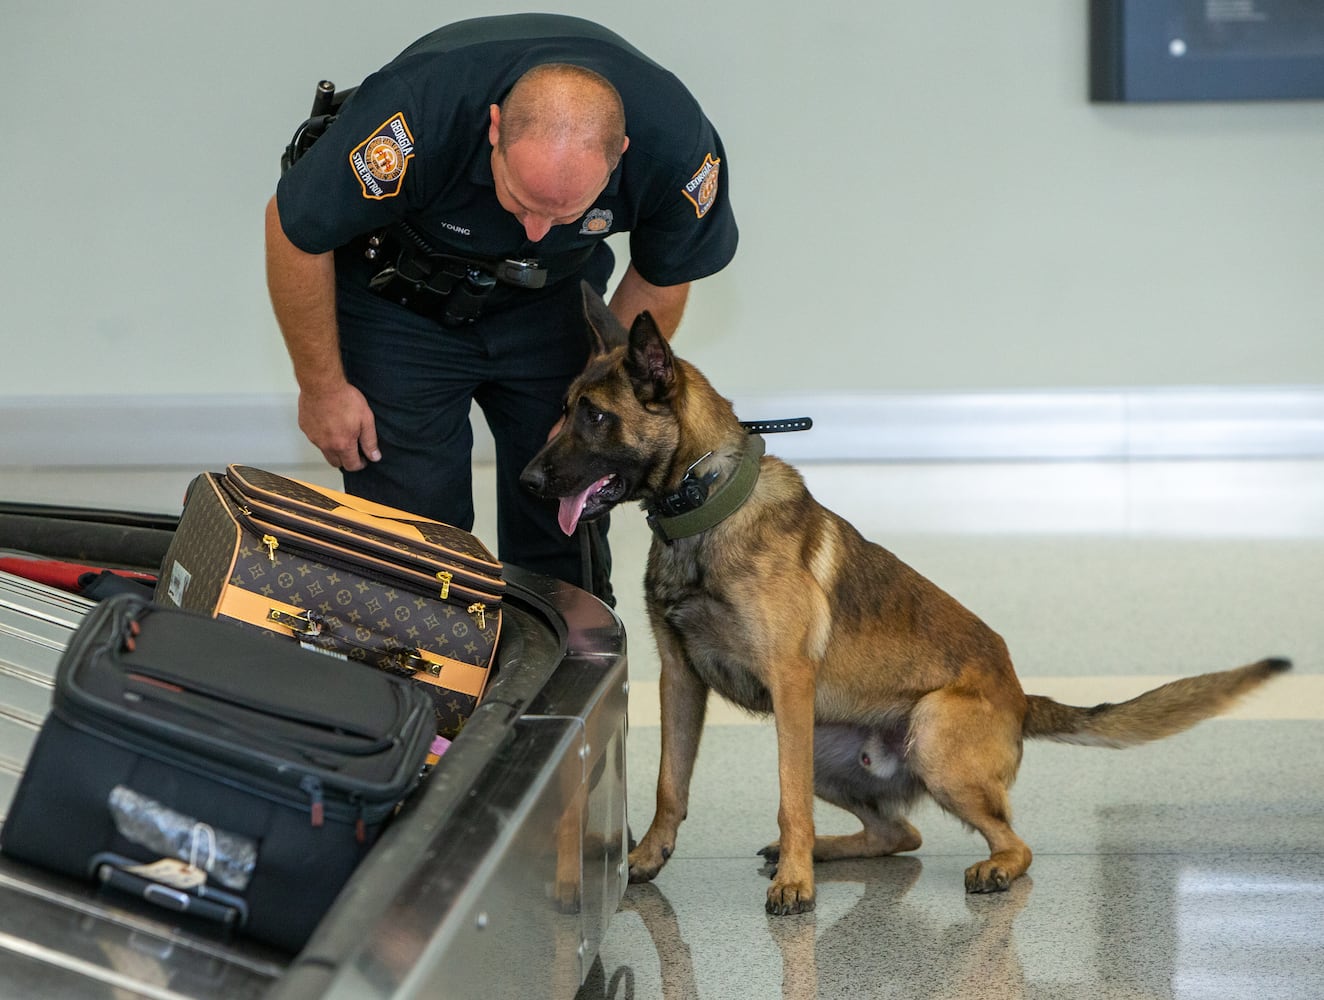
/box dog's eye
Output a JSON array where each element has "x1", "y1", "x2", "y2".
[{"x1": 579, "y1": 401, "x2": 607, "y2": 425}]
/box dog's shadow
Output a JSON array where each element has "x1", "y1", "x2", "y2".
[{"x1": 582, "y1": 858, "x2": 1032, "y2": 1000}]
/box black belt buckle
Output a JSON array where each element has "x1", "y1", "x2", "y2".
[{"x1": 495, "y1": 258, "x2": 546, "y2": 290}]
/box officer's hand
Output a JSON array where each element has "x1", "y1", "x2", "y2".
[{"x1": 297, "y1": 383, "x2": 383, "y2": 472}]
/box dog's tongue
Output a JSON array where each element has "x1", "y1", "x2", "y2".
[{"x1": 558, "y1": 476, "x2": 613, "y2": 536}]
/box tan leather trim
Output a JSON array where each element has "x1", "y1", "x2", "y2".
[
  {"x1": 217, "y1": 585, "x2": 309, "y2": 638},
  {"x1": 216, "y1": 584, "x2": 491, "y2": 699},
  {"x1": 411, "y1": 649, "x2": 491, "y2": 700}
]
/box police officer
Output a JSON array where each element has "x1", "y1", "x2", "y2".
[{"x1": 265, "y1": 14, "x2": 738, "y2": 600}]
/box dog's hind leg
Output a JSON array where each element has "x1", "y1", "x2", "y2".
[
  {"x1": 910, "y1": 686, "x2": 1033, "y2": 893},
  {"x1": 628, "y1": 634, "x2": 710, "y2": 884},
  {"x1": 761, "y1": 805, "x2": 922, "y2": 864},
  {"x1": 818, "y1": 806, "x2": 923, "y2": 862}
]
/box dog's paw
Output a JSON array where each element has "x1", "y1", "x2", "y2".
[
  {"x1": 963, "y1": 860, "x2": 1013, "y2": 894},
  {"x1": 766, "y1": 878, "x2": 815, "y2": 916},
  {"x1": 552, "y1": 880, "x2": 582, "y2": 914},
  {"x1": 757, "y1": 841, "x2": 781, "y2": 862},
  {"x1": 627, "y1": 843, "x2": 672, "y2": 884}
]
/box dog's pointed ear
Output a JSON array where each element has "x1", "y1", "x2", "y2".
[
  {"x1": 581, "y1": 281, "x2": 628, "y2": 355},
  {"x1": 625, "y1": 311, "x2": 676, "y2": 404}
]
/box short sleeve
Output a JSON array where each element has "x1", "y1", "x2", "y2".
[
  {"x1": 625, "y1": 119, "x2": 738, "y2": 287},
  {"x1": 275, "y1": 69, "x2": 428, "y2": 254}
]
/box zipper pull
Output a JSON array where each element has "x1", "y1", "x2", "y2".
[
  {"x1": 300, "y1": 775, "x2": 325, "y2": 827},
  {"x1": 352, "y1": 795, "x2": 367, "y2": 844},
  {"x1": 437, "y1": 571, "x2": 453, "y2": 600},
  {"x1": 261, "y1": 534, "x2": 279, "y2": 562},
  {"x1": 467, "y1": 603, "x2": 486, "y2": 631},
  {"x1": 122, "y1": 618, "x2": 142, "y2": 653}
]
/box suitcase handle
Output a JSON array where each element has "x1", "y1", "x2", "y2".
[{"x1": 92, "y1": 853, "x2": 248, "y2": 929}]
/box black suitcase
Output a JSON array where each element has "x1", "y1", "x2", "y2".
[{"x1": 0, "y1": 592, "x2": 434, "y2": 952}]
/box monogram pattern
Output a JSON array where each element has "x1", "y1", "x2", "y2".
[
  {"x1": 229, "y1": 538, "x2": 498, "y2": 669},
  {"x1": 154, "y1": 475, "x2": 242, "y2": 610}
]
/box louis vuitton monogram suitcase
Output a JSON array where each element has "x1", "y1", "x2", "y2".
[{"x1": 154, "y1": 465, "x2": 504, "y2": 738}]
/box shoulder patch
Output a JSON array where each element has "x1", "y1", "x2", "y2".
[
  {"x1": 349, "y1": 113, "x2": 416, "y2": 200},
  {"x1": 681, "y1": 153, "x2": 721, "y2": 219}
]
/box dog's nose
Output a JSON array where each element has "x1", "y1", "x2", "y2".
[{"x1": 519, "y1": 462, "x2": 547, "y2": 496}]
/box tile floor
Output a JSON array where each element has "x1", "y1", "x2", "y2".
[{"x1": 3, "y1": 458, "x2": 1321, "y2": 999}]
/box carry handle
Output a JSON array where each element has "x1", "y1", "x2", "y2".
[{"x1": 93, "y1": 855, "x2": 248, "y2": 929}]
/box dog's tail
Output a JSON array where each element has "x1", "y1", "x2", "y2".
[{"x1": 1022, "y1": 658, "x2": 1291, "y2": 748}]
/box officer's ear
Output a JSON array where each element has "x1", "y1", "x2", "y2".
[{"x1": 488, "y1": 104, "x2": 502, "y2": 148}]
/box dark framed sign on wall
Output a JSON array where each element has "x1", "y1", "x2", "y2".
[{"x1": 1090, "y1": 0, "x2": 1324, "y2": 102}]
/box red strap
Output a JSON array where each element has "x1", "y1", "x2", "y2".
[{"x1": 0, "y1": 557, "x2": 155, "y2": 594}]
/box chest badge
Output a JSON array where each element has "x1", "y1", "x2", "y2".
[
  {"x1": 350, "y1": 113, "x2": 416, "y2": 200},
  {"x1": 580, "y1": 208, "x2": 614, "y2": 236}
]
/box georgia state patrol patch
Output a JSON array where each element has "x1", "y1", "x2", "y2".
[
  {"x1": 681, "y1": 153, "x2": 721, "y2": 219},
  {"x1": 579, "y1": 208, "x2": 613, "y2": 236},
  {"x1": 350, "y1": 113, "x2": 416, "y2": 200}
]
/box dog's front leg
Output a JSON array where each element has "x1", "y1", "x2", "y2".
[
  {"x1": 629, "y1": 637, "x2": 708, "y2": 884},
  {"x1": 766, "y1": 661, "x2": 817, "y2": 915}
]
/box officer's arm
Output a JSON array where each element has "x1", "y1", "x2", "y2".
[
  {"x1": 264, "y1": 195, "x2": 381, "y2": 470},
  {"x1": 608, "y1": 263, "x2": 690, "y2": 340}
]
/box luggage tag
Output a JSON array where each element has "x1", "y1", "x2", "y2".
[
  {"x1": 124, "y1": 821, "x2": 218, "y2": 891},
  {"x1": 125, "y1": 858, "x2": 208, "y2": 891}
]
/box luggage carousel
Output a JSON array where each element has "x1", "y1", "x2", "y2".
[{"x1": 0, "y1": 502, "x2": 629, "y2": 998}]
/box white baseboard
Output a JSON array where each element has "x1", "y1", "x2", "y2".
[{"x1": 4, "y1": 388, "x2": 1323, "y2": 467}]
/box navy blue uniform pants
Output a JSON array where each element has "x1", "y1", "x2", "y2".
[{"x1": 333, "y1": 270, "x2": 610, "y2": 596}]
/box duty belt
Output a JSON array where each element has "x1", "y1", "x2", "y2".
[{"x1": 363, "y1": 225, "x2": 596, "y2": 328}]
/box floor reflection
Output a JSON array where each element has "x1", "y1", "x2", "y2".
[{"x1": 582, "y1": 859, "x2": 1038, "y2": 1000}]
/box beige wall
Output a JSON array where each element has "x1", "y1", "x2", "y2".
[{"x1": 3, "y1": 1, "x2": 1321, "y2": 406}]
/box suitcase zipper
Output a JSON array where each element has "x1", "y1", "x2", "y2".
[
  {"x1": 301, "y1": 775, "x2": 325, "y2": 827},
  {"x1": 56, "y1": 596, "x2": 426, "y2": 838},
  {"x1": 226, "y1": 466, "x2": 502, "y2": 576},
  {"x1": 226, "y1": 503, "x2": 496, "y2": 623},
  {"x1": 219, "y1": 478, "x2": 501, "y2": 599},
  {"x1": 245, "y1": 510, "x2": 497, "y2": 605},
  {"x1": 56, "y1": 697, "x2": 409, "y2": 836}
]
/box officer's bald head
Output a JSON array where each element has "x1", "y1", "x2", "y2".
[{"x1": 495, "y1": 64, "x2": 627, "y2": 171}]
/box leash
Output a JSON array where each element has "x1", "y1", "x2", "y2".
[{"x1": 646, "y1": 416, "x2": 812, "y2": 543}]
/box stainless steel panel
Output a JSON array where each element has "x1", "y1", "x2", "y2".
[
  {"x1": 331, "y1": 717, "x2": 611, "y2": 1000},
  {"x1": 0, "y1": 570, "x2": 88, "y2": 681},
  {"x1": 0, "y1": 716, "x2": 37, "y2": 780},
  {"x1": 0, "y1": 872, "x2": 282, "y2": 999},
  {"x1": 0, "y1": 669, "x2": 50, "y2": 727},
  {"x1": 524, "y1": 611, "x2": 630, "y2": 972},
  {"x1": 0, "y1": 571, "x2": 93, "y2": 626},
  {"x1": 0, "y1": 573, "x2": 77, "y2": 819}
]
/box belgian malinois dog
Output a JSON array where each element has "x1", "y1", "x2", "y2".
[{"x1": 521, "y1": 284, "x2": 1291, "y2": 915}]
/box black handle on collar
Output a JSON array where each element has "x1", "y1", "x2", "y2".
[{"x1": 737, "y1": 417, "x2": 813, "y2": 435}]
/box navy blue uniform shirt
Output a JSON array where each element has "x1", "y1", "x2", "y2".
[{"x1": 277, "y1": 13, "x2": 738, "y2": 291}]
